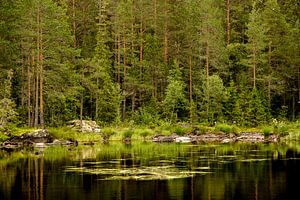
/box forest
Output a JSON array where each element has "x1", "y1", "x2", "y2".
[{"x1": 0, "y1": 0, "x2": 299, "y2": 131}]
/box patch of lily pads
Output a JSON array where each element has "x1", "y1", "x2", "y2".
[{"x1": 64, "y1": 165, "x2": 211, "y2": 181}]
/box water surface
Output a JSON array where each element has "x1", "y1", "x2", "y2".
[{"x1": 0, "y1": 142, "x2": 299, "y2": 200}]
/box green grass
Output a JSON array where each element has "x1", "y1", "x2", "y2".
[
  {"x1": 48, "y1": 127, "x2": 102, "y2": 142},
  {"x1": 262, "y1": 126, "x2": 272, "y2": 136}
]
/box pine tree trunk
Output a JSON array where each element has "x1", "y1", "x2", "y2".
[
  {"x1": 27, "y1": 52, "x2": 31, "y2": 127},
  {"x1": 163, "y1": 0, "x2": 168, "y2": 64},
  {"x1": 80, "y1": 93, "x2": 83, "y2": 128},
  {"x1": 253, "y1": 47, "x2": 256, "y2": 89},
  {"x1": 39, "y1": 5, "x2": 44, "y2": 129},
  {"x1": 34, "y1": 6, "x2": 40, "y2": 128},
  {"x1": 34, "y1": 74, "x2": 39, "y2": 128},
  {"x1": 298, "y1": 67, "x2": 300, "y2": 102},
  {"x1": 117, "y1": 31, "x2": 121, "y2": 84},
  {"x1": 153, "y1": 0, "x2": 157, "y2": 33},
  {"x1": 268, "y1": 41, "x2": 272, "y2": 107},
  {"x1": 206, "y1": 43, "x2": 209, "y2": 119},
  {"x1": 122, "y1": 29, "x2": 127, "y2": 122},
  {"x1": 21, "y1": 46, "x2": 25, "y2": 107},
  {"x1": 39, "y1": 30, "x2": 44, "y2": 129},
  {"x1": 72, "y1": 0, "x2": 76, "y2": 48},
  {"x1": 189, "y1": 50, "x2": 192, "y2": 103},
  {"x1": 31, "y1": 52, "x2": 36, "y2": 127},
  {"x1": 226, "y1": 0, "x2": 230, "y2": 46},
  {"x1": 139, "y1": 19, "x2": 144, "y2": 104},
  {"x1": 95, "y1": 77, "x2": 99, "y2": 119}
]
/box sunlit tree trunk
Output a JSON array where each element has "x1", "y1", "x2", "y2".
[
  {"x1": 27, "y1": 52, "x2": 31, "y2": 127},
  {"x1": 122, "y1": 28, "x2": 127, "y2": 122},
  {"x1": 226, "y1": 0, "x2": 230, "y2": 46},
  {"x1": 21, "y1": 46, "x2": 25, "y2": 107},
  {"x1": 206, "y1": 43, "x2": 209, "y2": 119},
  {"x1": 163, "y1": 0, "x2": 168, "y2": 64}
]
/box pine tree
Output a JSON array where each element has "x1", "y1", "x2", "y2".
[
  {"x1": 163, "y1": 61, "x2": 187, "y2": 121},
  {"x1": 245, "y1": 2, "x2": 267, "y2": 89}
]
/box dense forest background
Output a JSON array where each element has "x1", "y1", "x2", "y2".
[{"x1": 0, "y1": 0, "x2": 299, "y2": 128}]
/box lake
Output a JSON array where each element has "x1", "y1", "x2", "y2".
[{"x1": 0, "y1": 142, "x2": 299, "y2": 200}]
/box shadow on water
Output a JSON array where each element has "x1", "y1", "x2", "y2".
[{"x1": 0, "y1": 142, "x2": 300, "y2": 200}]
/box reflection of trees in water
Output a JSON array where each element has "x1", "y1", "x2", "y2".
[{"x1": 0, "y1": 142, "x2": 299, "y2": 199}]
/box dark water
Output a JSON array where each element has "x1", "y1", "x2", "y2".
[{"x1": 0, "y1": 142, "x2": 299, "y2": 200}]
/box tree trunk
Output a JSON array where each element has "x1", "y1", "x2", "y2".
[
  {"x1": 206, "y1": 43, "x2": 209, "y2": 119},
  {"x1": 31, "y1": 52, "x2": 36, "y2": 127},
  {"x1": 39, "y1": 6, "x2": 44, "y2": 129},
  {"x1": 163, "y1": 0, "x2": 168, "y2": 64},
  {"x1": 122, "y1": 29, "x2": 127, "y2": 122},
  {"x1": 72, "y1": 0, "x2": 76, "y2": 48},
  {"x1": 34, "y1": 74, "x2": 39, "y2": 128},
  {"x1": 253, "y1": 46, "x2": 257, "y2": 89},
  {"x1": 298, "y1": 67, "x2": 300, "y2": 102},
  {"x1": 268, "y1": 41, "x2": 272, "y2": 107},
  {"x1": 95, "y1": 77, "x2": 99, "y2": 119},
  {"x1": 34, "y1": 5, "x2": 40, "y2": 128},
  {"x1": 139, "y1": 19, "x2": 144, "y2": 104},
  {"x1": 117, "y1": 31, "x2": 121, "y2": 84},
  {"x1": 226, "y1": 0, "x2": 230, "y2": 46},
  {"x1": 80, "y1": 93, "x2": 83, "y2": 128},
  {"x1": 27, "y1": 52, "x2": 31, "y2": 127},
  {"x1": 21, "y1": 46, "x2": 25, "y2": 107},
  {"x1": 39, "y1": 34, "x2": 44, "y2": 128},
  {"x1": 153, "y1": 0, "x2": 157, "y2": 33},
  {"x1": 189, "y1": 49, "x2": 192, "y2": 103}
]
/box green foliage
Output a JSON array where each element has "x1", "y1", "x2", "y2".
[
  {"x1": 101, "y1": 128, "x2": 117, "y2": 141},
  {"x1": 246, "y1": 88, "x2": 268, "y2": 126},
  {"x1": 138, "y1": 129, "x2": 153, "y2": 141},
  {"x1": 262, "y1": 126, "x2": 272, "y2": 136},
  {"x1": 163, "y1": 61, "x2": 187, "y2": 121},
  {"x1": 202, "y1": 75, "x2": 227, "y2": 123},
  {"x1": 214, "y1": 123, "x2": 232, "y2": 134},
  {"x1": 122, "y1": 129, "x2": 134, "y2": 140}
]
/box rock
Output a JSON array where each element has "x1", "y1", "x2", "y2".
[
  {"x1": 1, "y1": 129, "x2": 77, "y2": 151},
  {"x1": 236, "y1": 132, "x2": 265, "y2": 143},
  {"x1": 67, "y1": 120, "x2": 101, "y2": 133},
  {"x1": 266, "y1": 134, "x2": 280, "y2": 143},
  {"x1": 221, "y1": 138, "x2": 232, "y2": 144},
  {"x1": 51, "y1": 139, "x2": 78, "y2": 146},
  {"x1": 152, "y1": 134, "x2": 178, "y2": 142},
  {"x1": 175, "y1": 137, "x2": 192, "y2": 143},
  {"x1": 1, "y1": 129, "x2": 53, "y2": 150}
]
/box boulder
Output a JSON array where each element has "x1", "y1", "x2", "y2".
[
  {"x1": 1, "y1": 129, "x2": 77, "y2": 151},
  {"x1": 1, "y1": 129, "x2": 53, "y2": 150},
  {"x1": 152, "y1": 134, "x2": 178, "y2": 142},
  {"x1": 175, "y1": 137, "x2": 192, "y2": 143},
  {"x1": 67, "y1": 120, "x2": 101, "y2": 133}
]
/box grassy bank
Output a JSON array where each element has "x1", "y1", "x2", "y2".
[{"x1": 1, "y1": 120, "x2": 299, "y2": 144}]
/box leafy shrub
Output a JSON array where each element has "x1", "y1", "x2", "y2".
[
  {"x1": 139, "y1": 129, "x2": 153, "y2": 141},
  {"x1": 173, "y1": 126, "x2": 186, "y2": 136},
  {"x1": 195, "y1": 125, "x2": 209, "y2": 134},
  {"x1": 122, "y1": 129, "x2": 134, "y2": 140},
  {"x1": 262, "y1": 126, "x2": 272, "y2": 136},
  {"x1": 274, "y1": 125, "x2": 289, "y2": 136},
  {"x1": 214, "y1": 123, "x2": 232, "y2": 134},
  {"x1": 101, "y1": 128, "x2": 117, "y2": 141},
  {"x1": 231, "y1": 125, "x2": 240, "y2": 136}
]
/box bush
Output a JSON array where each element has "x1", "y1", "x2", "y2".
[
  {"x1": 274, "y1": 125, "x2": 289, "y2": 136},
  {"x1": 122, "y1": 129, "x2": 134, "y2": 140},
  {"x1": 262, "y1": 126, "x2": 272, "y2": 136},
  {"x1": 139, "y1": 129, "x2": 153, "y2": 141},
  {"x1": 173, "y1": 126, "x2": 186, "y2": 136},
  {"x1": 101, "y1": 128, "x2": 117, "y2": 141},
  {"x1": 231, "y1": 125, "x2": 240, "y2": 136},
  {"x1": 214, "y1": 123, "x2": 232, "y2": 134},
  {"x1": 194, "y1": 125, "x2": 210, "y2": 134}
]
